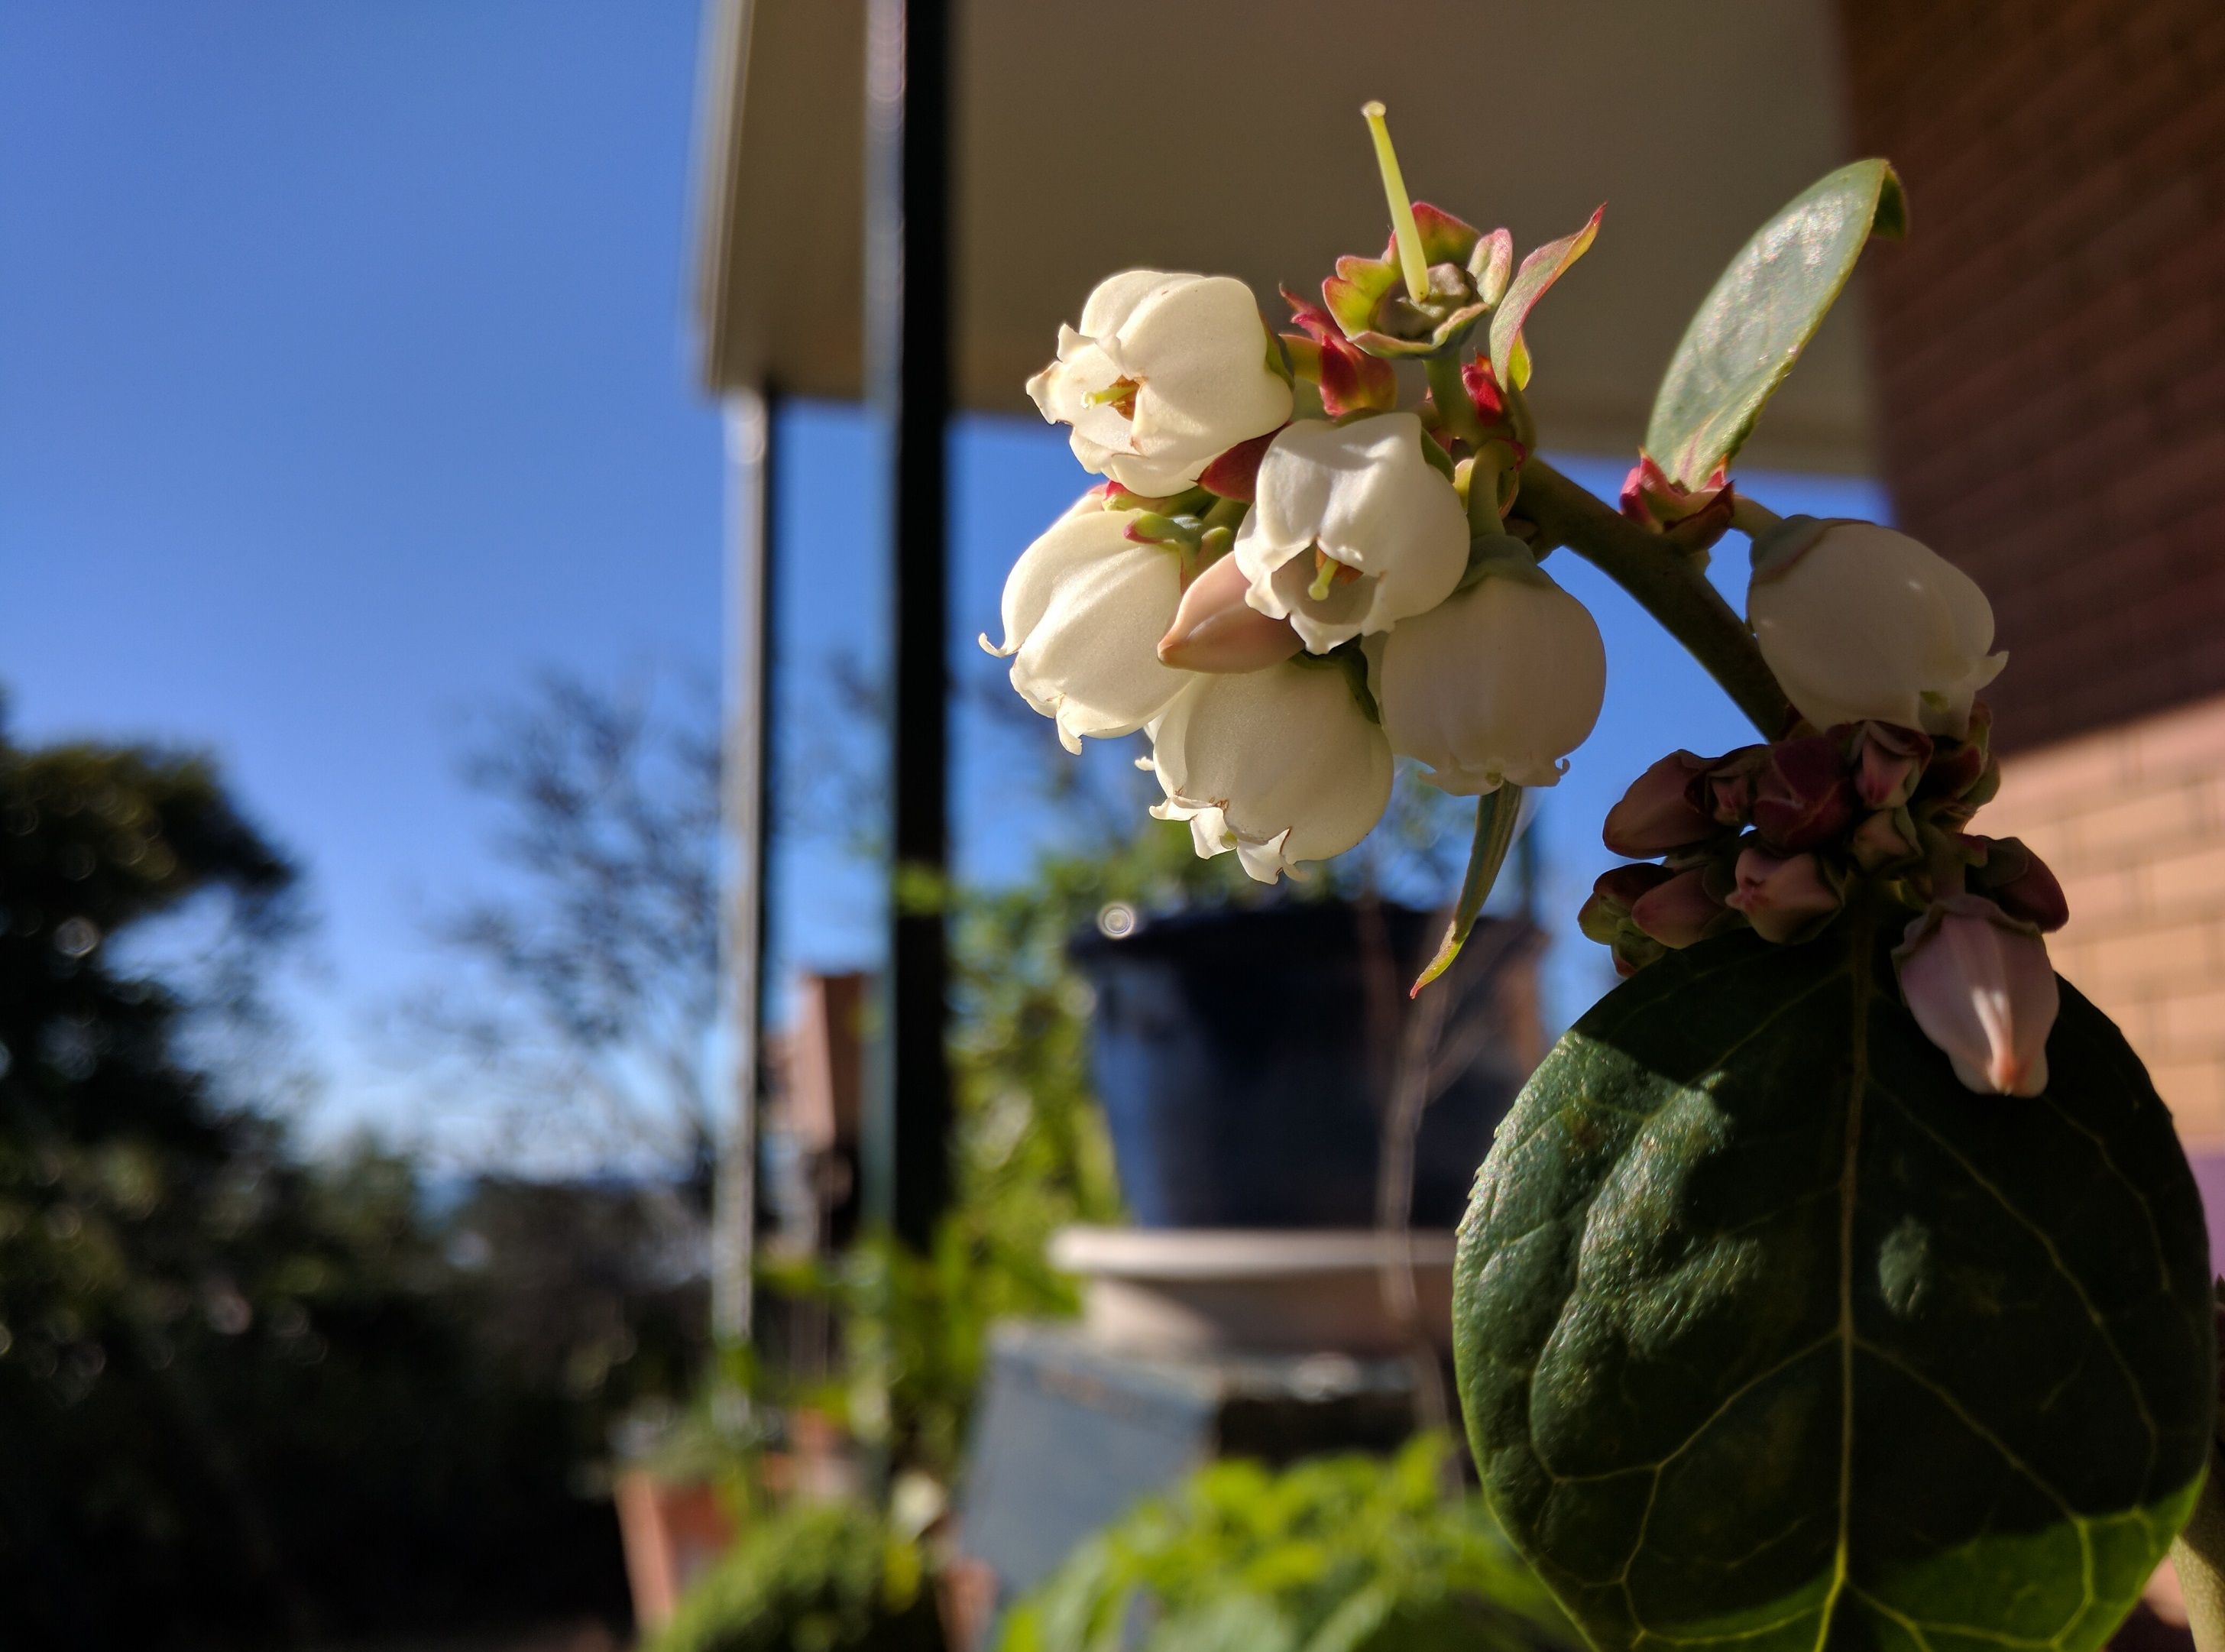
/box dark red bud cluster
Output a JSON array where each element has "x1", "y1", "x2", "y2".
[{"x1": 1583, "y1": 703, "x2": 2057, "y2": 972}]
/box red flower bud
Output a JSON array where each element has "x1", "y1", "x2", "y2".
[
  {"x1": 1970, "y1": 836, "x2": 2070, "y2": 933},
  {"x1": 1579, "y1": 863, "x2": 1673, "y2": 945},
  {"x1": 1852, "y1": 722, "x2": 1932, "y2": 811},
  {"x1": 1751, "y1": 737, "x2": 1857, "y2": 852},
  {"x1": 1725, "y1": 847, "x2": 1844, "y2": 944},
  {"x1": 1602, "y1": 753, "x2": 1717, "y2": 857},
  {"x1": 1702, "y1": 746, "x2": 1768, "y2": 828},
  {"x1": 1630, "y1": 866, "x2": 1731, "y2": 950},
  {"x1": 1462, "y1": 357, "x2": 1507, "y2": 426}
]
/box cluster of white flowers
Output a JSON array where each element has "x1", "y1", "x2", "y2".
[{"x1": 989, "y1": 269, "x2": 1606, "y2": 883}]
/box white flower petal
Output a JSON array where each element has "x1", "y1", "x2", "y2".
[
  {"x1": 1233, "y1": 414, "x2": 1468, "y2": 653},
  {"x1": 1147, "y1": 663, "x2": 1391, "y2": 881},
  {"x1": 996, "y1": 501, "x2": 1191, "y2": 750},
  {"x1": 1028, "y1": 270, "x2": 1291, "y2": 496},
  {"x1": 1376, "y1": 568, "x2": 1606, "y2": 795}
]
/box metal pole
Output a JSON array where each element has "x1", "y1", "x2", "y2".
[
  {"x1": 712, "y1": 383, "x2": 776, "y2": 1348},
  {"x1": 865, "y1": 0, "x2": 953, "y2": 1250}
]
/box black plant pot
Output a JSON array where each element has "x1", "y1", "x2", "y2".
[{"x1": 1068, "y1": 901, "x2": 1530, "y2": 1229}]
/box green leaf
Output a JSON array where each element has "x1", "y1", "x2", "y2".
[
  {"x1": 1646, "y1": 160, "x2": 1908, "y2": 488},
  {"x1": 1413, "y1": 783, "x2": 1524, "y2": 995},
  {"x1": 1453, "y1": 912, "x2": 2214, "y2": 1652},
  {"x1": 1488, "y1": 209, "x2": 1602, "y2": 389}
]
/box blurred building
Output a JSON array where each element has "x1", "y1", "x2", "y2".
[
  {"x1": 1835, "y1": 1, "x2": 2225, "y2": 1177},
  {"x1": 691, "y1": 0, "x2": 2225, "y2": 1242}
]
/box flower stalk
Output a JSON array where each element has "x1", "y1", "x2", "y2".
[{"x1": 1511, "y1": 457, "x2": 1793, "y2": 735}]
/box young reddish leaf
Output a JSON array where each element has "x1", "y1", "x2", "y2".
[
  {"x1": 1471, "y1": 227, "x2": 1514, "y2": 307},
  {"x1": 1487, "y1": 206, "x2": 1604, "y2": 387}
]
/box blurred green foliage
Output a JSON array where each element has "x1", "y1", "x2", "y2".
[
  {"x1": 0, "y1": 721, "x2": 630, "y2": 1647},
  {"x1": 645, "y1": 1499, "x2": 947, "y2": 1652},
  {"x1": 999, "y1": 1436, "x2": 1581, "y2": 1652},
  {"x1": 763, "y1": 823, "x2": 1253, "y2": 1479}
]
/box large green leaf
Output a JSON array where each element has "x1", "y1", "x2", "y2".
[
  {"x1": 1453, "y1": 911, "x2": 2214, "y2": 1652},
  {"x1": 1645, "y1": 160, "x2": 1907, "y2": 488}
]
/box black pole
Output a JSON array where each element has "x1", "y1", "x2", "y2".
[{"x1": 865, "y1": 0, "x2": 952, "y2": 1250}]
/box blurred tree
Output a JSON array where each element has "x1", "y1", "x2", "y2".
[
  {"x1": 0, "y1": 711, "x2": 628, "y2": 1648},
  {"x1": 406, "y1": 671, "x2": 724, "y2": 1207}
]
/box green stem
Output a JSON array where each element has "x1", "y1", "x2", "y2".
[
  {"x1": 2176, "y1": 1460, "x2": 2225, "y2": 1652},
  {"x1": 1424, "y1": 354, "x2": 1484, "y2": 445},
  {"x1": 1730, "y1": 493, "x2": 1784, "y2": 538},
  {"x1": 1513, "y1": 458, "x2": 1792, "y2": 735}
]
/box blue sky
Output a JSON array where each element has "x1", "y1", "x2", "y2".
[{"x1": 1, "y1": 5, "x2": 1883, "y2": 1159}]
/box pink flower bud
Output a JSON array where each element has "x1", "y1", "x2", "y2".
[
  {"x1": 1970, "y1": 836, "x2": 2070, "y2": 933},
  {"x1": 1725, "y1": 847, "x2": 1844, "y2": 943},
  {"x1": 1852, "y1": 722, "x2": 1932, "y2": 810},
  {"x1": 1894, "y1": 896, "x2": 2060, "y2": 1098},
  {"x1": 1751, "y1": 736, "x2": 1857, "y2": 852},
  {"x1": 1602, "y1": 752, "x2": 1716, "y2": 857},
  {"x1": 1157, "y1": 552, "x2": 1304, "y2": 672},
  {"x1": 1630, "y1": 866, "x2": 1730, "y2": 949}
]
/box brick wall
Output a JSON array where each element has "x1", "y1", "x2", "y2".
[
  {"x1": 1837, "y1": 0, "x2": 2225, "y2": 755},
  {"x1": 1982, "y1": 694, "x2": 2225, "y2": 1146}
]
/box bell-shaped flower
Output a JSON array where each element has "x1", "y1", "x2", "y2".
[
  {"x1": 1602, "y1": 751, "x2": 1718, "y2": 857},
  {"x1": 1748, "y1": 520, "x2": 2006, "y2": 738},
  {"x1": 1156, "y1": 551, "x2": 1303, "y2": 673},
  {"x1": 1027, "y1": 271, "x2": 1293, "y2": 499},
  {"x1": 1232, "y1": 414, "x2": 1468, "y2": 655},
  {"x1": 1146, "y1": 660, "x2": 1391, "y2": 883},
  {"x1": 1725, "y1": 847, "x2": 1844, "y2": 943},
  {"x1": 984, "y1": 500, "x2": 1191, "y2": 753},
  {"x1": 1894, "y1": 895, "x2": 2060, "y2": 1097},
  {"x1": 1373, "y1": 559, "x2": 1606, "y2": 795}
]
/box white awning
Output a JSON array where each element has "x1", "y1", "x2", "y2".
[{"x1": 695, "y1": 0, "x2": 1877, "y2": 471}]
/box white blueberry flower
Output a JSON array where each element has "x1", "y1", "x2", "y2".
[
  {"x1": 1748, "y1": 521, "x2": 2006, "y2": 738},
  {"x1": 1232, "y1": 413, "x2": 1469, "y2": 654},
  {"x1": 1372, "y1": 561, "x2": 1606, "y2": 793},
  {"x1": 983, "y1": 497, "x2": 1191, "y2": 753},
  {"x1": 1026, "y1": 271, "x2": 1292, "y2": 498},
  {"x1": 1145, "y1": 662, "x2": 1391, "y2": 883}
]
